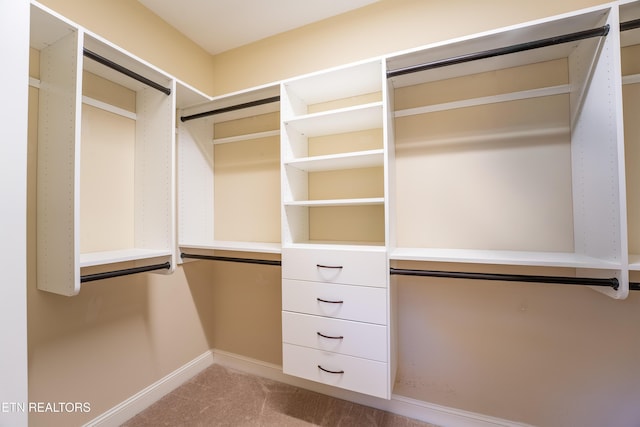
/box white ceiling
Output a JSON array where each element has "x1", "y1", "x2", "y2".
[{"x1": 137, "y1": 0, "x2": 381, "y2": 55}]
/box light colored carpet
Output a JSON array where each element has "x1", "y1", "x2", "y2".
[{"x1": 121, "y1": 364, "x2": 439, "y2": 427}]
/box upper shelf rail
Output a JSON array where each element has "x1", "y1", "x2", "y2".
[
  {"x1": 181, "y1": 252, "x2": 282, "y2": 266},
  {"x1": 386, "y1": 25, "x2": 610, "y2": 78},
  {"x1": 180, "y1": 96, "x2": 280, "y2": 122},
  {"x1": 620, "y1": 18, "x2": 640, "y2": 32},
  {"x1": 83, "y1": 48, "x2": 172, "y2": 95}
]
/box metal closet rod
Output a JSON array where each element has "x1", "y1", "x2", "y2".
[
  {"x1": 620, "y1": 18, "x2": 640, "y2": 32},
  {"x1": 83, "y1": 48, "x2": 172, "y2": 96},
  {"x1": 180, "y1": 96, "x2": 281, "y2": 122},
  {"x1": 180, "y1": 252, "x2": 282, "y2": 266},
  {"x1": 389, "y1": 267, "x2": 620, "y2": 289},
  {"x1": 80, "y1": 261, "x2": 171, "y2": 283},
  {"x1": 628, "y1": 282, "x2": 640, "y2": 291},
  {"x1": 386, "y1": 25, "x2": 610, "y2": 78}
]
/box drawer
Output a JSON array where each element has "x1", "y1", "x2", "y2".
[
  {"x1": 282, "y1": 279, "x2": 386, "y2": 325},
  {"x1": 283, "y1": 343, "x2": 388, "y2": 399},
  {"x1": 282, "y1": 312, "x2": 387, "y2": 362},
  {"x1": 282, "y1": 247, "x2": 387, "y2": 287}
]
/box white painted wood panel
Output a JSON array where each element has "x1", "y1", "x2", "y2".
[{"x1": 2, "y1": 0, "x2": 29, "y2": 424}]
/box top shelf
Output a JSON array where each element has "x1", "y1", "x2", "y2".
[
  {"x1": 386, "y1": 8, "x2": 610, "y2": 88},
  {"x1": 30, "y1": 2, "x2": 77, "y2": 50},
  {"x1": 282, "y1": 60, "x2": 383, "y2": 108}
]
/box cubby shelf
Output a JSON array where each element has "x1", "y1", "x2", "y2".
[
  {"x1": 284, "y1": 102, "x2": 383, "y2": 137},
  {"x1": 284, "y1": 149, "x2": 384, "y2": 172}
]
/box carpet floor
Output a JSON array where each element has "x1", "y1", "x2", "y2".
[{"x1": 121, "y1": 364, "x2": 439, "y2": 427}]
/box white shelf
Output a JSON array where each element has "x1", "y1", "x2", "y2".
[
  {"x1": 212, "y1": 129, "x2": 279, "y2": 145},
  {"x1": 80, "y1": 248, "x2": 173, "y2": 268},
  {"x1": 180, "y1": 241, "x2": 282, "y2": 254},
  {"x1": 285, "y1": 149, "x2": 384, "y2": 172},
  {"x1": 282, "y1": 60, "x2": 383, "y2": 107},
  {"x1": 285, "y1": 197, "x2": 384, "y2": 207},
  {"x1": 386, "y1": 8, "x2": 610, "y2": 88},
  {"x1": 394, "y1": 84, "x2": 569, "y2": 118},
  {"x1": 30, "y1": 1, "x2": 77, "y2": 50},
  {"x1": 283, "y1": 242, "x2": 386, "y2": 251},
  {"x1": 284, "y1": 102, "x2": 383, "y2": 137},
  {"x1": 391, "y1": 247, "x2": 621, "y2": 269}
]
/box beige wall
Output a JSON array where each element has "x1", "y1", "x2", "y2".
[
  {"x1": 39, "y1": 0, "x2": 214, "y2": 94},
  {"x1": 26, "y1": 0, "x2": 640, "y2": 427},
  {"x1": 211, "y1": 0, "x2": 609, "y2": 95}
]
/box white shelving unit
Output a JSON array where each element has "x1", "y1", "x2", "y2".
[
  {"x1": 386, "y1": 5, "x2": 629, "y2": 298},
  {"x1": 281, "y1": 60, "x2": 387, "y2": 246},
  {"x1": 177, "y1": 84, "x2": 282, "y2": 258},
  {"x1": 620, "y1": 1, "x2": 640, "y2": 275},
  {"x1": 280, "y1": 59, "x2": 394, "y2": 399},
  {"x1": 32, "y1": 1, "x2": 176, "y2": 296}
]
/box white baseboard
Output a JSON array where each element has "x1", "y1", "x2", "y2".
[
  {"x1": 84, "y1": 348, "x2": 533, "y2": 427},
  {"x1": 82, "y1": 351, "x2": 214, "y2": 427}
]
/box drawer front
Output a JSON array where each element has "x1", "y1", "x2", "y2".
[
  {"x1": 282, "y1": 248, "x2": 387, "y2": 287},
  {"x1": 283, "y1": 343, "x2": 388, "y2": 399},
  {"x1": 282, "y1": 312, "x2": 387, "y2": 362},
  {"x1": 283, "y1": 279, "x2": 386, "y2": 325}
]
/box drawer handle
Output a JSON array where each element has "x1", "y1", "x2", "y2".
[
  {"x1": 317, "y1": 264, "x2": 343, "y2": 269},
  {"x1": 317, "y1": 297, "x2": 344, "y2": 304},
  {"x1": 317, "y1": 332, "x2": 344, "y2": 340},
  {"x1": 318, "y1": 365, "x2": 345, "y2": 374}
]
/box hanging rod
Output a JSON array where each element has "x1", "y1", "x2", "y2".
[
  {"x1": 386, "y1": 25, "x2": 610, "y2": 79},
  {"x1": 83, "y1": 48, "x2": 172, "y2": 96},
  {"x1": 389, "y1": 267, "x2": 619, "y2": 289},
  {"x1": 180, "y1": 96, "x2": 280, "y2": 122},
  {"x1": 628, "y1": 282, "x2": 640, "y2": 291},
  {"x1": 180, "y1": 252, "x2": 282, "y2": 266},
  {"x1": 620, "y1": 18, "x2": 640, "y2": 33},
  {"x1": 80, "y1": 261, "x2": 171, "y2": 283}
]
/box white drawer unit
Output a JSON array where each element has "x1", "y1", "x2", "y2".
[
  {"x1": 283, "y1": 343, "x2": 388, "y2": 399},
  {"x1": 282, "y1": 312, "x2": 387, "y2": 362},
  {"x1": 282, "y1": 247, "x2": 387, "y2": 287},
  {"x1": 282, "y1": 279, "x2": 387, "y2": 324}
]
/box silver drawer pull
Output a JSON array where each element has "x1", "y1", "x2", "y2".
[
  {"x1": 317, "y1": 332, "x2": 344, "y2": 340},
  {"x1": 316, "y1": 264, "x2": 343, "y2": 269},
  {"x1": 316, "y1": 297, "x2": 344, "y2": 304},
  {"x1": 318, "y1": 365, "x2": 344, "y2": 374}
]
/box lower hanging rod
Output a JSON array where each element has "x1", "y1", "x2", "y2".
[
  {"x1": 83, "y1": 48, "x2": 172, "y2": 96},
  {"x1": 390, "y1": 268, "x2": 619, "y2": 290},
  {"x1": 180, "y1": 252, "x2": 281, "y2": 266},
  {"x1": 80, "y1": 261, "x2": 171, "y2": 283}
]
